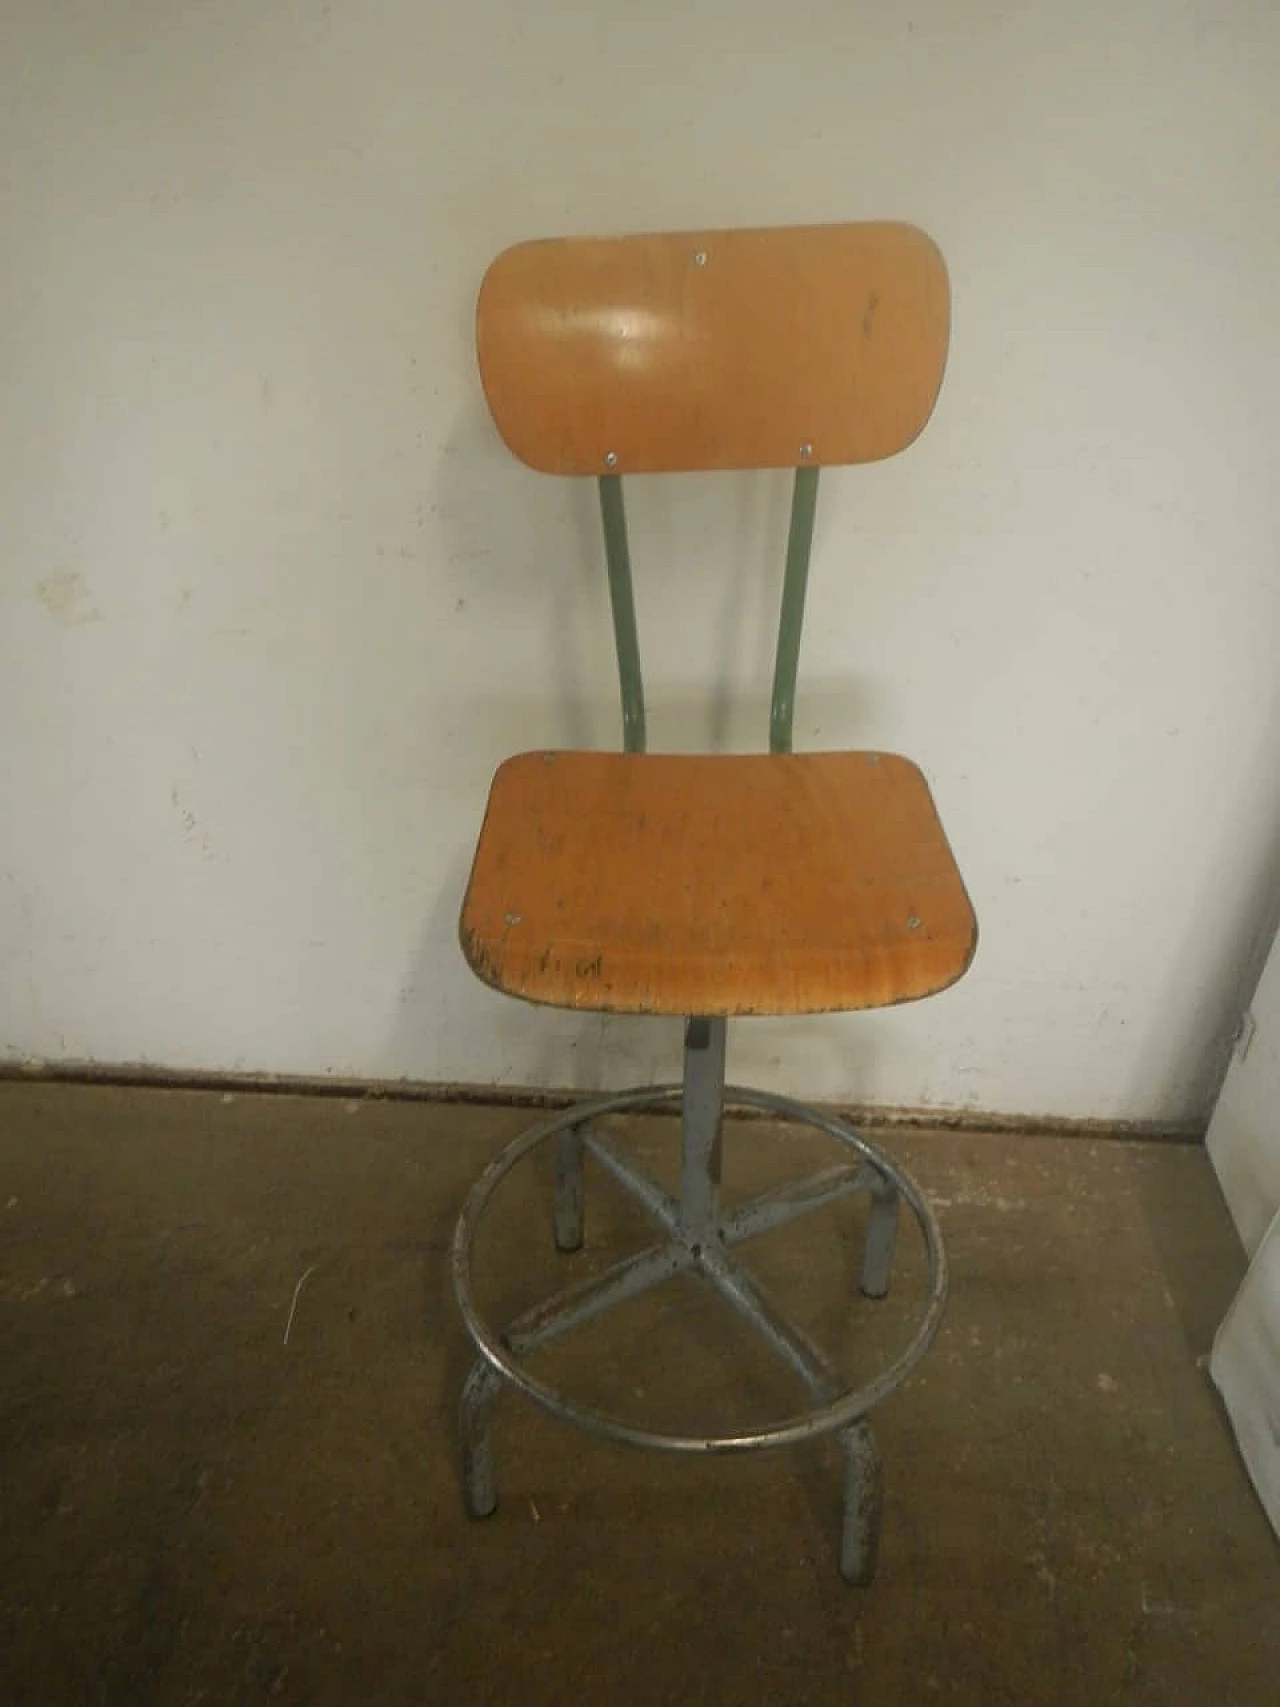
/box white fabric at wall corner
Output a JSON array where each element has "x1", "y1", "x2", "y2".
[
  {"x1": 1208, "y1": 935, "x2": 1280, "y2": 1259},
  {"x1": 1207, "y1": 924, "x2": 1280, "y2": 1539},
  {"x1": 1210, "y1": 1208, "x2": 1280, "y2": 1539}
]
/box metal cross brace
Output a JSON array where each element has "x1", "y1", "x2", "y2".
[{"x1": 456, "y1": 1018, "x2": 927, "y2": 1583}]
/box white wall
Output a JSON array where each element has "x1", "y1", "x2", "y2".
[{"x1": 3, "y1": 1, "x2": 1279, "y2": 1124}]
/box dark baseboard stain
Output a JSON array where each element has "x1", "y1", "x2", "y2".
[{"x1": 0, "y1": 1057, "x2": 1204, "y2": 1146}]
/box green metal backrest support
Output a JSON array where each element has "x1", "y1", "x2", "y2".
[
  {"x1": 598, "y1": 467, "x2": 818, "y2": 755},
  {"x1": 475, "y1": 223, "x2": 951, "y2": 755}
]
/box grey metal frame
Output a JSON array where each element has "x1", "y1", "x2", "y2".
[
  {"x1": 453, "y1": 465, "x2": 950, "y2": 1583},
  {"x1": 453, "y1": 1017, "x2": 948, "y2": 1584}
]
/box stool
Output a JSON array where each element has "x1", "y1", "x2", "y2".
[{"x1": 451, "y1": 223, "x2": 976, "y2": 1583}]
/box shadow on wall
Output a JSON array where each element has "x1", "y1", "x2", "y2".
[
  {"x1": 421, "y1": 399, "x2": 887, "y2": 755},
  {"x1": 379, "y1": 401, "x2": 890, "y2": 1096},
  {"x1": 429, "y1": 402, "x2": 836, "y2": 741}
]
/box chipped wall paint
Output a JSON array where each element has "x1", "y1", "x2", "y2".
[{"x1": 2, "y1": 2, "x2": 1280, "y2": 1122}]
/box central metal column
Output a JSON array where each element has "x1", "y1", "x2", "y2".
[{"x1": 679, "y1": 1017, "x2": 726, "y2": 1245}]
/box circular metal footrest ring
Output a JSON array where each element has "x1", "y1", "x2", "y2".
[{"x1": 451, "y1": 1082, "x2": 948, "y2": 1455}]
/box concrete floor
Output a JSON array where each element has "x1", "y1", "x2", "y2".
[{"x1": 0, "y1": 1082, "x2": 1276, "y2": 1705}]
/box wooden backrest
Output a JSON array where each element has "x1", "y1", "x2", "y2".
[{"x1": 476, "y1": 222, "x2": 949, "y2": 475}]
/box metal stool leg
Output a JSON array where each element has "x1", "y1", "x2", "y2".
[
  {"x1": 461, "y1": 1360, "x2": 503, "y2": 1518},
  {"x1": 839, "y1": 1417, "x2": 883, "y2": 1585},
  {"x1": 554, "y1": 1124, "x2": 585, "y2": 1252},
  {"x1": 453, "y1": 1072, "x2": 948, "y2": 1584},
  {"x1": 860, "y1": 1176, "x2": 900, "y2": 1299},
  {"x1": 679, "y1": 1017, "x2": 725, "y2": 1242}
]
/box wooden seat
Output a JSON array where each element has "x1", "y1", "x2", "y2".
[{"x1": 461, "y1": 749, "x2": 975, "y2": 1016}]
